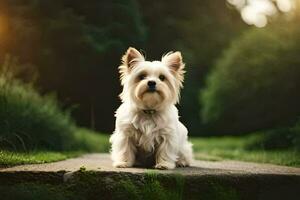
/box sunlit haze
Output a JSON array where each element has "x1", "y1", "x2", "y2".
[{"x1": 227, "y1": 0, "x2": 296, "y2": 27}]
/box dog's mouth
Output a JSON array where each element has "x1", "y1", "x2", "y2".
[
  {"x1": 144, "y1": 88, "x2": 163, "y2": 96},
  {"x1": 146, "y1": 88, "x2": 157, "y2": 93},
  {"x1": 136, "y1": 85, "x2": 164, "y2": 103}
]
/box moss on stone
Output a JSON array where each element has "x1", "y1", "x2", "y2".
[
  {"x1": 79, "y1": 166, "x2": 86, "y2": 172},
  {"x1": 2, "y1": 170, "x2": 298, "y2": 200},
  {"x1": 0, "y1": 183, "x2": 75, "y2": 200},
  {"x1": 200, "y1": 181, "x2": 240, "y2": 200},
  {"x1": 62, "y1": 170, "x2": 186, "y2": 200}
]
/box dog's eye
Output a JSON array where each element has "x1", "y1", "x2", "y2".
[
  {"x1": 159, "y1": 75, "x2": 165, "y2": 81},
  {"x1": 138, "y1": 74, "x2": 146, "y2": 80}
]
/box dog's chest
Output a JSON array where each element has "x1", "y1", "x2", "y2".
[
  {"x1": 130, "y1": 114, "x2": 166, "y2": 152},
  {"x1": 131, "y1": 113, "x2": 166, "y2": 133}
]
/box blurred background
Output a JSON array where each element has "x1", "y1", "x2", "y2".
[{"x1": 0, "y1": 0, "x2": 300, "y2": 163}]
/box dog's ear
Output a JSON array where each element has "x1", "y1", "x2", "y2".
[
  {"x1": 162, "y1": 51, "x2": 185, "y2": 84},
  {"x1": 119, "y1": 47, "x2": 144, "y2": 85},
  {"x1": 121, "y1": 47, "x2": 145, "y2": 70}
]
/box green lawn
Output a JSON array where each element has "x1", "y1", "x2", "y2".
[
  {"x1": 0, "y1": 151, "x2": 83, "y2": 167},
  {"x1": 0, "y1": 129, "x2": 110, "y2": 168},
  {"x1": 192, "y1": 135, "x2": 300, "y2": 167},
  {"x1": 1, "y1": 132, "x2": 299, "y2": 168}
]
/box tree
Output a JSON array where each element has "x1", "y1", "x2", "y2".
[
  {"x1": 0, "y1": 0, "x2": 146, "y2": 132},
  {"x1": 201, "y1": 15, "x2": 300, "y2": 134},
  {"x1": 138, "y1": 0, "x2": 246, "y2": 135}
]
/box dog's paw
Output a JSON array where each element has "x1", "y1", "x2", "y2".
[
  {"x1": 113, "y1": 161, "x2": 132, "y2": 168},
  {"x1": 176, "y1": 160, "x2": 190, "y2": 167},
  {"x1": 154, "y1": 162, "x2": 175, "y2": 170}
]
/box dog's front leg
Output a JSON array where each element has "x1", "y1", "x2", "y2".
[
  {"x1": 155, "y1": 134, "x2": 178, "y2": 170},
  {"x1": 110, "y1": 131, "x2": 136, "y2": 168}
]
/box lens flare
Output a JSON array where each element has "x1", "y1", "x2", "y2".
[
  {"x1": 227, "y1": 0, "x2": 296, "y2": 27},
  {"x1": 277, "y1": 0, "x2": 294, "y2": 12}
]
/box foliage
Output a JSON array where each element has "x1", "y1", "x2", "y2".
[
  {"x1": 0, "y1": 0, "x2": 247, "y2": 135},
  {"x1": 71, "y1": 128, "x2": 110, "y2": 152},
  {"x1": 0, "y1": 0, "x2": 299, "y2": 141},
  {"x1": 0, "y1": 77, "x2": 74, "y2": 151},
  {"x1": 248, "y1": 119, "x2": 300, "y2": 151},
  {"x1": 0, "y1": 75, "x2": 109, "y2": 152},
  {"x1": 201, "y1": 16, "x2": 300, "y2": 134},
  {"x1": 0, "y1": 0, "x2": 146, "y2": 132},
  {"x1": 138, "y1": 0, "x2": 246, "y2": 135}
]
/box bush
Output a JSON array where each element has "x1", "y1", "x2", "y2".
[
  {"x1": 0, "y1": 77, "x2": 76, "y2": 151},
  {"x1": 0, "y1": 77, "x2": 109, "y2": 151},
  {"x1": 247, "y1": 120, "x2": 300, "y2": 151},
  {"x1": 71, "y1": 128, "x2": 110, "y2": 152},
  {"x1": 0, "y1": 0, "x2": 146, "y2": 133},
  {"x1": 200, "y1": 16, "x2": 300, "y2": 134}
]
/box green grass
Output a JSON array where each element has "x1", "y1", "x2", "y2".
[
  {"x1": 191, "y1": 134, "x2": 300, "y2": 167},
  {"x1": 0, "y1": 151, "x2": 82, "y2": 167},
  {"x1": 69, "y1": 128, "x2": 110, "y2": 152},
  {"x1": 0, "y1": 129, "x2": 110, "y2": 167},
  {"x1": 2, "y1": 131, "x2": 299, "y2": 168}
]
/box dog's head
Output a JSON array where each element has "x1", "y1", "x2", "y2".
[{"x1": 119, "y1": 47, "x2": 185, "y2": 110}]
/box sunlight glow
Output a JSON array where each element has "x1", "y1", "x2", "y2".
[
  {"x1": 277, "y1": 0, "x2": 294, "y2": 12},
  {"x1": 241, "y1": 0, "x2": 276, "y2": 27},
  {"x1": 0, "y1": 16, "x2": 5, "y2": 37},
  {"x1": 227, "y1": 0, "x2": 296, "y2": 27},
  {"x1": 227, "y1": 0, "x2": 246, "y2": 9}
]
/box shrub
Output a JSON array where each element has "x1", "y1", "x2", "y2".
[
  {"x1": 200, "y1": 17, "x2": 300, "y2": 134},
  {"x1": 71, "y1": 128, "x2": 110, "y2": 152},
  {"x1": 247, "y1": 119, "x2": 300, "y2": 151},
  {"x1": 0, "y1": 77, "x2": 78, "y2": 151},
  {"x1": 0, "y1": 0, "x2": 146, "y2": 133}
]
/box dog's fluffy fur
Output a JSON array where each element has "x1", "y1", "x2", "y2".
[{"x1": 110, "y1": 47, "x2": 193, "y2": 169}]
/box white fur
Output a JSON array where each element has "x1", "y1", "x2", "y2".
[{"x1": 110, "y1": 47, "x2": 193, "y2": 169}]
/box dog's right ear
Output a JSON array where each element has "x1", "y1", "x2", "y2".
[{"x1": 121, "y1": 47, "x2": 144, "y2": 71}]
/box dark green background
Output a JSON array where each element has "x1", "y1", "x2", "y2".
[{"x1": 0, "y1": 0, "x2": 299, "y2": 136}]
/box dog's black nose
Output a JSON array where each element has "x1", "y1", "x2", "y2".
[{"x1": 147, "y1": 81, "x2": 156, "y2": 88}]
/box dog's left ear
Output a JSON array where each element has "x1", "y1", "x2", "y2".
[
  {"x1": 162, "y1": 51, "x2": 184, "y2": 72},
  {"x1": 122, "y1": 47, "x2": 145, "y2": 71},
  {"x1": 162, "y1": 51, "x2": 185, "y2": 84}
]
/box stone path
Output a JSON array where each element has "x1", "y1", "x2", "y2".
[
  {"x1": 1, "y1": 154, "x2": 300, "y2": 200},
  {"x1": 1, "y1": 153, "x2": 300, "y2": 175}
]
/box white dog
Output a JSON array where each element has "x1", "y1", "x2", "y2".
[{"x1": 110, "y1": 47, "x2": 193, "y2": 169}]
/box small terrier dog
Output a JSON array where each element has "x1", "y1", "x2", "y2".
[{"x1": 110, "y1": 47, "x2": 193, "y2": 169}]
